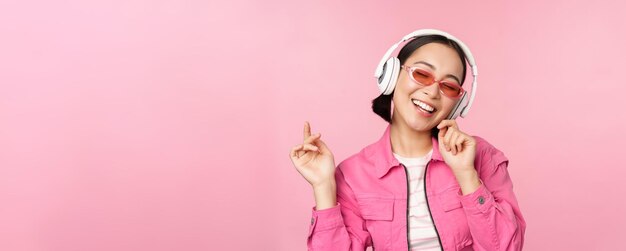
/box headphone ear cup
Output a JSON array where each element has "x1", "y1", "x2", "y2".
[
  {"x1": 377, "y1": 57, "x2": 401, "y2": 95},
  {"x1": 447, "y1": 92, "x2": 468, "y2": 120}
]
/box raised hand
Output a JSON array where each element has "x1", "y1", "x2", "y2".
[
  {"x1": 289, "y1": 121, "x2": 336, "y2": 189},
  {"x1": 437, "y1": 119, "x2": 477, "y2": 173}
]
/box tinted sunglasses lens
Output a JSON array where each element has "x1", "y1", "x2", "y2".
[
  {"x1": 440, "y1": 82, "x2": 462, "y2": 97},
  {"x1": 411, "y1": 69, "x2": 432, "y2": 84}
]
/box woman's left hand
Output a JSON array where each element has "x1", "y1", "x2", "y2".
[{"x1": 437, "y1": 120, "x2": 477, "y2": 174}]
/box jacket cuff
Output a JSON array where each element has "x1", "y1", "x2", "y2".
[
  {"x1": 308, "y1": 202, "x2": 344, "y2": 237},
  {"x1": 458, "y1": 180, "x2": 494, "y2": 214}
]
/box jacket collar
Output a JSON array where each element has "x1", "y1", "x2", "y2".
[{"x1": 373, "y1": 124, "x2": 443, "y2": 178}]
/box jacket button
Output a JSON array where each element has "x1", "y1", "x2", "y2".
[
  {"x1": 478, "y1": 196, "x2": 485, "y2": 204},
  {"x1": 311, "y1": 217, "x2": 315, "y2": 225}
]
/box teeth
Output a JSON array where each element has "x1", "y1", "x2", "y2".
[{"x1": 412, "y1": 99, "x2": 434, "y2": 112}]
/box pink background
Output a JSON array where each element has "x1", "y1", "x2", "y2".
[{"x1": 1, "y1": 0, "x2": 625, "y2": 250}]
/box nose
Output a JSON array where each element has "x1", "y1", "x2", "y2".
[{"x1": 419, "y1": 81, "x2": 441, "y2": 99}]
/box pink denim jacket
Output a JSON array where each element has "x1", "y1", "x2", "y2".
[{"x1": 307, "y1": 125, "x2": 526, "y2": 250}]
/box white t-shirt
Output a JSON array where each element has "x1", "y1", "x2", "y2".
[{"x1": 393, "y1": 149, "x2": 441, "y2": 251}]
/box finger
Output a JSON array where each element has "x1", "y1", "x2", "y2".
[
  {"x1": 296, "y1": 143, "x2": 319, "y2": 162},
  {"x1": 446, "y1": 131, "x2": 456, "y2": 154},
  {"x1": 303, "y1": 121, "x2": 312, "y2": 141},
  {"x1": 437, "y1": 119, "x2": 452, "y2": 129},
  {"x1": 437, "y1": 119, "x2": 458, "y2": 130},
  {"x1": 301, "y1": 143, "x2": 319, "y2": 152},
  {"x1": 455, "y1": 133, "x2": 464, "y2": 155},
  {"x1": 290, "y1": 144, "x2": 302, "y2": 157},
  {"x1": 444, "y1": 127, "x2": 456, "y2": 152},
  {"x1": 290, "y1": 144, "x2": 304, "y2": 159},
  {"x1": 438, "y1": 127, "x2": 447, "y2": 148},
  {"x1": 291, "y1": 143, "x2": 319, "y2": 160},
  {"x1": 312, "y1": 136, "x2": 332, "y2": 155},
  {"x1": 303, "y1": 133, "x2": 322, "y2": 145},
  {"x1": 448, "y1": 132, "x2": 459, "y2": 155},
  {"x1": 437, "y1": 121, "x2": 452, "y2": 151},
  {"x1": 454, "y1": 134, "x2": 465, "y2": 154}
]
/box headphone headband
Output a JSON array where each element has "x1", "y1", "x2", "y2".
[{"x1": 374, "y1": 28, "x2": 478, "y2": 118}]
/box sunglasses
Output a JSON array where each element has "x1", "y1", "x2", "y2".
[{"x1": 401, "y1": 65, "x2": 465, "y2": 99}]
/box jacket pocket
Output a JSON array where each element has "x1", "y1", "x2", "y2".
[
  {"x1": 439, "y1": 188, "x2": 474, "y2": 250},
  {"x1": 356, "y1": 194, "x2": 395, "y2": 250},
  {"x1": 356, "y1": 194, "x2": 395, "y2": 221}
]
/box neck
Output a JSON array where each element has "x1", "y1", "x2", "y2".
[{"x1": 389, "y1": 118, "x2": 433, "y2": 158}]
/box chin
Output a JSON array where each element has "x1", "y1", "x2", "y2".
[{"x1": 406, "y1": 118, "x2": 433, "y2": 132}]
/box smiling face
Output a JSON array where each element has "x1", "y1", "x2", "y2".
[{"x1": 391, "y1": 42, "x2": 466, "y2": 132}]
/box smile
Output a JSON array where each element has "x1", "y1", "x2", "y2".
[{"x1": 412, "y1": 99, "x2": 436, "y2": 114}]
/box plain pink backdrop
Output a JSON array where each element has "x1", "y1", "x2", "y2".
[{"x1": 1, "y1": 0, "x2": 625, "y2": 250}]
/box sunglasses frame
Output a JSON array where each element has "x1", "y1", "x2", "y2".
[{"x1": 401, "y1": 65, "x2": 465, "y2": 99}]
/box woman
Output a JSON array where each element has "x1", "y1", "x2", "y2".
[{"x1": 289, "y1": 29, "x2": 526, "y2": 251}]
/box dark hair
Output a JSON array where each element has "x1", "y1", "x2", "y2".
[{"x1": 371, "y1": 35, "x2": 468, "y2": 136}]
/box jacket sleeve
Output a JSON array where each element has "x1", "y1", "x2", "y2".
[
  {"x1": 307, "y1": 166, "x2": 372, "y2": 251},
  {"x1": 459, "y1": 145, "x2": 527, "y2": 251}
]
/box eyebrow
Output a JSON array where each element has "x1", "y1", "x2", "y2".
[{"x1": 412, "y1": 61, "x2": 462, "y2": 84}]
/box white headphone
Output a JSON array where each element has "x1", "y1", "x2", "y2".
[{"x1": 374, "y1": 29, "x2": 478, "y2": 120}]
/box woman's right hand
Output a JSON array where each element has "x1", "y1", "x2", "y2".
[{"x1": 289, "y1": 121, "x2": 336, "y2": 189}]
